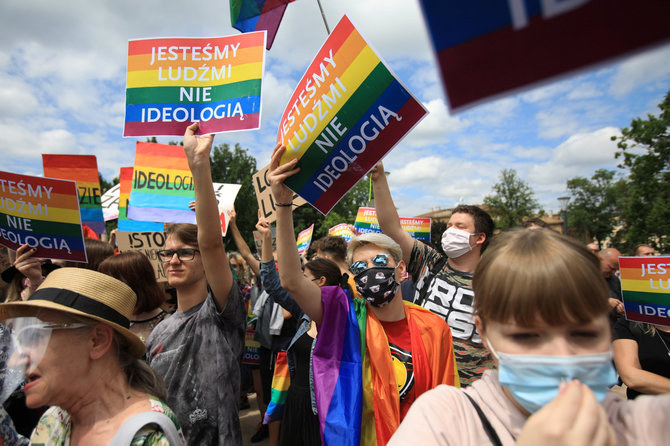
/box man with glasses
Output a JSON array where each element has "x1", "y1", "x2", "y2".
[{"x1": 145, "y1": 123, "x2": 246, "y2": 446}]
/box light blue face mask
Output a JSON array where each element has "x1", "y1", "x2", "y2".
[{"x1": 492, "y1": 347, "x2": 618, "y2": 414}]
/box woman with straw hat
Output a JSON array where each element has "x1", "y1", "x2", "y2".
[{"x1": 0, "y1": 267, "x2": 185, "y2": 445}]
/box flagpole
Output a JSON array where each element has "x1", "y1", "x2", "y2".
[{"x1": 316, "y1": 0, "x2": 331, "y2": 34}]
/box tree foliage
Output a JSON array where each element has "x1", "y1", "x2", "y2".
[
  {"x1": 483, "y1": 169, "x2": 541, "y2": 229},
  {"x1": 566, "y1": 169, "x2": 624, "y2": 248},
  {"x1": 612, "y1": 90, "x2": 670, "y2": 252}
]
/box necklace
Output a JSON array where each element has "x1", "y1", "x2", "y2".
[{"x1": 655, "y1": 329, "x2": 670, "y2": 358}]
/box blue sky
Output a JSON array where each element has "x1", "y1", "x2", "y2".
[{"x1": 2, "y1": 0, "x2": 669, "y2": 218}]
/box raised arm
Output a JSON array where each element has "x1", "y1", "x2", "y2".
[
  {"x1": 613, "y1": 338, "x2": 670, "y2": 395},
  {"x1": 370, "y1": 162, "x2": 414, "y2": 265},
  {"x1": 183, "y1": 122, "x2": 233, "y2": 309},
  {"x1": 268, "y1": 144, "x2": 323, "y2": 324},
  {"x1": 228, "y1": 209, "x2": 260, "y2": 278}
]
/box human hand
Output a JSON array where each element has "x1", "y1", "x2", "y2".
[
  {"x1": 183, "y1": 122, "x2": 215, "y2": 168},
  {"x1": 227, "y1": 209, "x2": 237, "y2": 225},
  {"x1": 13, "y1": 244, "x2": 43, "y2": 289},
  {"x1": 608, "y1": 298, "x2": 625, "y2": 315},
  {"x1": 268, "y1": 143, "x2": 299, "y2": 206},
  {"x1": 369, "y1": 162, "x2": 384, "y2": 182},
  {"x1": 255, "y1": 210, "x2": 271, "y2": 236},
  {"x1": 516, "y1": 380, "x2": 616, "y2": 446}
]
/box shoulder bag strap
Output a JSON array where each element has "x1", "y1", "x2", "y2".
[
  {"x1": 463, "y1": 392, "x2": 503, "y2": 446},
  {"x1": 108, "y1": 411, "x2": 183, "y2": 446}
]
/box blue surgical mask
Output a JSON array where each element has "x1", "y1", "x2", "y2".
[{"x1": 490, "y1": 344, "x2": 618, "y2": 414}]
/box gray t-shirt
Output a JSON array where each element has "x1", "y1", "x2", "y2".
[{"x1": 145, "y1": 287, "x2": 245, "y2": 446}]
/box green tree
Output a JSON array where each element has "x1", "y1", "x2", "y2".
[
  {"x1": 612, "y1": 90, "x2": 670, "y2": 252},
  {"x1": 483, "y1": 169, "x2": 540, "y2": 229},
  {"x1": 566, "y1": 169, "x2": 624, "y2": 247}
]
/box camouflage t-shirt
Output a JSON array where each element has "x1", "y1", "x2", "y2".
[
  {"x1": 146, "y1": 288, "x2": 246, "y2": 445},
  {"x1": 407, "y1": 240, "x2": 493, "y2": 386}
]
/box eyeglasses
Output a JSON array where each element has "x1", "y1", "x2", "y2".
[
  {"x1": 349, "y1": 253, "x2": 391, "y2": 275},
  {"x1": 9, "y1": 322, "x2": 90, "y2": 348},
  {"x1": 157, "y1": 248, "x2": 200, "y2": 262}
]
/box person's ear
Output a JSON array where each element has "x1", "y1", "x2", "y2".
[
  {"x1": 473, "y1": 232, "x2": 486, "y2": 248},
  {"x1": 395, "y1": 260, "x2": 407, "y2": 280},
  {"x1": 88, "y1": 324, "x2": 114, "y2": 360},
  {"x1": 316, "y1": 276, "x2": 327, "y2": 287},
  {"x1": 475, "y1": 316, "x2": 486, "y2": 343}
]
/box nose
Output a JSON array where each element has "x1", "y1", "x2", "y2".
[
  {"x1": 168, "y1": 252, "x2": 181, "y2": 264},
  {"x1": 8, "y1": 347, "x2": 30, "y2": 371},
  {"x1": 548, "y1": 337, "x2": 575, "y2": 356}
]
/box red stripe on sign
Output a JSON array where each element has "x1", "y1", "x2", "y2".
[
  {"x1": 312, "y1": 98, "x2": 426, "y2": 214},
  {"x1": 626, "y1": 313, "x2": 670, "y2": 326},
  {"x1": 42, "y1": 154, "x2": 98, "y2": 169},
  {"x1": 123, "y1": 113, "x2": 260, "y2": 137}
]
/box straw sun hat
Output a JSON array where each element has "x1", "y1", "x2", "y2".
[{"x1": 0, "y1": 267, "x2": 145, "y2": 357}]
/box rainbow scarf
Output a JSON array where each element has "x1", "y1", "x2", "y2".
[{"x1": 263, "y1": 351, "x2": 290, "y2": 424}]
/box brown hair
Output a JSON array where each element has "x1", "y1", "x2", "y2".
[
  {"x1": 164, "y1": 223, "x2": 198, "y2": 247},
  {"x1": 473, "y1": 229, "x2": 610, "y2": 327},
  {"x1": 98, "y1": 252, "x2": 165, "y2": 314},
  {"x1": 64, "y1": 239, "x2": 114, "y2": 271},
  {"x1": 311, "y1": 236, "x2": 347, "y2": 264},
  {"x1": 304, "y1": 258, "x2": 343, "y2": 287}
]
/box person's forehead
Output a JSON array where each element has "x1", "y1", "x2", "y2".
[
  {"x1": 448, "y1": 212, "x2": 475, "y2": 228},
  {"x1": 352, "y1": 244, "x2": 392, "y2": 262},
  {"x1": 165, "y1": 236, "x2": 196, "y2": 249}
]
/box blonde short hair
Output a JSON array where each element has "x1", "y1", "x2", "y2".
[
  {"x1": 473, "y1": 229, "x2": 610, "y2": 326},
  {"x1": 347, "y1": 233, "x2": 403, "y2": 265}
]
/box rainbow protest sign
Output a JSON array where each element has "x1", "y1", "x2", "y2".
[
  {"x1": 354, "y1": 207, "x2": 431, "y2": 242},
  {"x1": 118, "y1": 167, "x2": 164, "y2": 232},
  {"x1": 0, "y1": 171, "x2": 86, "y2": 262},
  {"x1": 296, "y1": 224, "x2": 314, "y2": 254},
  {"x1": 128, "y1": 142, "x2": 195, "y2": 224},
  {"x1": 42, "y1": 154, "x2": 105, "y2": 234},
  {"x1": 124, "y1": 33, "x2": 265, "y2": 137},
  {"x1": 620, "y1": 256, "x2": 670, "y2": 327},
  {"x1": 277, "y1": 15, "x2": 427, "y2": 215},
  {"x1": 328, "y1": 223, "x2": 356, "y2": 243}
]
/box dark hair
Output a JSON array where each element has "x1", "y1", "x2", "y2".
[
  {"x1": 65, "y1": 239, "x2": 114, "y2": 270},
  {"x1": 114, "y1": 333, "x2": 166, "y2": 400},
  {"x1": 452, "y1": 205, "x2": 494, "y2": 252},
  {"x1": 304, "y1": 258, "x2": 342, "y2": 286},
  {"x1": 311, "y1": 236, "x2": 347, "y2": 263},
  {"x1": 98, "y1": 252, "x2": 165, "y2": 314},
  {"x1": 164, "y1": 223, "x2": 198, "y2": 247},
  {"x1": 522, "y1": 218, "x2": 548, "y2": 229}
]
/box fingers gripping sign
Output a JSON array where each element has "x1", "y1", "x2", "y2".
[
  {"x1": 184, "y1": 122, "x2": 215, "y2": 169},
  {"x1": 268, "y1": 144, "x2": 300, "y2": 207}
]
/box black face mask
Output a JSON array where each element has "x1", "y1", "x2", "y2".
[{"x1": 353, "y1": 266, "x2": 399, "y2": 307}]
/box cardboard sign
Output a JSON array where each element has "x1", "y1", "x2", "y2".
[
  {"x1": 252, "y1": 164, "x2": 306, "y2": 223},
  {"x1": 42, "y1": 154, "x2": 105, "y2": 234},
  {"x1": 101, "y1": 183, "x2": 120, "y2": 221},
  {"x1": 419, "y1": 0, "x2": 670, "y2": 112},
  {"x1": 118, "y1": 167, "x2": 164, "y2": 232},
  {"x1": 124, "y1": 33, "x2": 266, "y2": 136},
  {"x1": 277, "y1": 15, "x2": 427, "y2": 215},
  {"x1": 253, "y1": 227, "x2": 276, "y2": 254},
  {"x1": 620, "y1": 256, "x2": 670, "y2": 327},
  {"x1": 354, "y1": 207, "x2": 431, "y2": 241},
  {"x1": 328, "y1": 223, "x2": 356, "y2": 243},
  {"x1": 296, "y1": 224, "x2": 314, "y2": 255},
  {"x1": 0, "y1": 171, "x2": 87, "y2": 262},
  {"x1": 116, "y1": 231, "x2": 167, "y2": 282}
]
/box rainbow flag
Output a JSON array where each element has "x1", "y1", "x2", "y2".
[
  {"x1": 230, "y1": 0, "x2": 295, "y2": 50},
  {"x1": 42, "y1": 154, "x2": 105, "y2": 234},
  {"x1": 263, "y1": 350, "x2": 291, "y2": 424},
  {"x1": 277, "y1": 15, "x2": 427, "y2": 215},
  {"x1": 0, "y1": 171, "x2": 87, "y2": 262},
  {"x1": 296, "y1": 223, "x2": 314, "y2": 254},
  {"x1": 124, "y1": 33, "x2": 265, "y2": 137},
  {"x1": 354, "y1": 207, "x2": 431, "y2": 242},
  {"x1": 328, "y1": 223, "x2": 355, "y2": 242},
  {"x1": 118, "y1": 167, "x2": 164, "y2": 232},
  {"x1": 620, "y1": 256, "x2": 670, "y2": 326}
]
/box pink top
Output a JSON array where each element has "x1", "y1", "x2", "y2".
[{"x1": 388, "y1": 370, "x2": 670, "y2": 445}]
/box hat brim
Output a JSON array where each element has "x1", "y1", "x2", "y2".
[{"x1": 0, "y1": 300, "x2": 146, "y2": 358}]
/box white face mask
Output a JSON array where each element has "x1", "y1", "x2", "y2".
[{"x1": 441, "y1": 227, "x2": 475, "y2": 258}]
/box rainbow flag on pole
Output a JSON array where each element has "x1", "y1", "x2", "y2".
[
  {"x1": 124, "y1": 33, "x2": 266, "y2": 137},
  {"x1": 230, "y1": 0, "x2": 295, "y2": 50},
  {"x1": 620, "y1": 256, "x2": 670, "y2": 327},
  {"x1": 277, "y1": 15, "x2": 427, "y2": 215},
  {"x1": 42, "y1": 154, "x2": 105, "y2": 235}
]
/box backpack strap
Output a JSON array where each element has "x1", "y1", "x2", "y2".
[
  {"x1": 108, "y1": 411, "x2": 183, "y2": 446},
  {"x1": 463, "y1": 393, "x2": 503, "y2": 446}
]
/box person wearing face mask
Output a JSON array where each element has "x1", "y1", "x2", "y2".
[
  {"x1": 388, "y1": 229, "x2": 670, "y2": 446},
  {"x1": 267, "y1": 144, "x2": 458, "y2": 445},
  {"x1": 370, "y1": 163, "x2": 495, "y2": 386}
]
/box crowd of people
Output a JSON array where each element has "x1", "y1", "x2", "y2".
[{"x1": 0, "y1": 130, "x2": 668, "y2": 445}]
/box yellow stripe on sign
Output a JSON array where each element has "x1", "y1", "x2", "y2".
[
  {"x1": 621, "y1": 278, "x2": 670, "y2": 294},
  {"x1": 283, "y1": 46, "x2": 381, "y2": 162},
  {"x1": 126, "y1": 62, "x2": 263, "y2": 88}
]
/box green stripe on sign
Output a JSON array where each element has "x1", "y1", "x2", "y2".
[
  {"x1": 286, "y1": 62, "x2": 395, "y2": 191},
  {"x1": 126, "y1": 79, "x2": 262, "y2": 105},
  {"x1": 622, "y1": 290, "x2": 670, "y2": 306}
]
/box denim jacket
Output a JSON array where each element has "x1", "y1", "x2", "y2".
[{"x1": 259, "y1": 260, "x2": 317, "y2": 414}]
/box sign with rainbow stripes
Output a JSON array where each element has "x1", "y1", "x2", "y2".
[
  {"x1": 124, "y1": 33, "x2": 266, "y2": 137},
  {"x1": 328, "y1": 223, "x2": 356, "y2": 243},
  {"x1": 118, "y1": 167, "x2": 164, "y2": 232},
  {"x1": 620, "y1": 256, "x2": 670, "y2": 327},
  {"x1": 277, "y1": 15, "x2": 427, "y2": 215},
  {"x1": 0, "y1": 171, "x2": 87, "y2": 262},
  {"x1": 296, "y1": 223, "x2": 314, "y2": 255},
  {"x1": 354, "y1": 207, "x2": 431, "y2": 242},
  {"x1": 42, "y1": 154, "x2": 105, "y2": 234}
]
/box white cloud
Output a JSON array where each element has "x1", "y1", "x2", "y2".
[
  {"x1": 610, "y1": 44, "x2": 670, "y2": 96},
  {"x1": 536, "y1": 107, "x2": 581, "y2": 140},
  {"x1": 403, "y1": 99, "x2": 470, "y2": 148}
]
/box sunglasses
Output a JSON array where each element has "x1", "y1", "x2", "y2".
[
  {"x1": 157, "y1": 248, "x2": 200, "y2": 262},
  {"x1": 349, "y1": 253, "x2": 391, "y2": 275}
]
